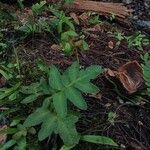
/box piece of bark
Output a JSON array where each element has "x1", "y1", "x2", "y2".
[
  {"x1": 63, "y1": 0, "x2": 132, "y2": 19},
  {"x1": 107, "y1": 61, "x2": 145, "y2": 94}
]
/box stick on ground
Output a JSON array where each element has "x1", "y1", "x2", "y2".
[{"x1": 63, "y1": 0, "x2": 132, "y2": 18}]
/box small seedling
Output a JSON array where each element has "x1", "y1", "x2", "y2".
[
  {"x1": 32, "y1": 1, "x2": 46, "y2": 15},
  {"x1": 126, "y1": 32, "x2": 149, "y2": 50},
  {"x1": 89, "y1": 14, "x2": 101, "y2": 25},
  {"x1": 109, "y1": 31, "x2": 125, "y2": 46},
  {"x1": 17, "y1": 0, "x2": 24, "y2": 9},
  {"x1": 141, "y1": 53, "x2": 150, "y2": 94},
  {"x1": 108, "y1": 111, "x2": 117, "y2": 125},
  {"x1": 110, "y1": 13, "x2": 116, "y2": 21},
  {"x1": 48, "y1": 5, "x2": 75, "y2": 33}
]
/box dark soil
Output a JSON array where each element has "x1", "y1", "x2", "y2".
[
  {"x1": 18, "y1": 20, "x2": 150, "y2": 149},
  {"x1": 0, "y1": 0, "x2": 150, "y2": 150}
]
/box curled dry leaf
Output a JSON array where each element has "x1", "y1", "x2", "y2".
[{"x1": 107, "y1": 61, "x2": 145, "y2": 94}]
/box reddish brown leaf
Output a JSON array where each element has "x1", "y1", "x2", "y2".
[{"x1": 106, "y1": 61, "x2": 145, "y2": 94}]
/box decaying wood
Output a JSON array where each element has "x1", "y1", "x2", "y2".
[{"x1": 63, "y1": 0, "x2": 131, "y2": 19}]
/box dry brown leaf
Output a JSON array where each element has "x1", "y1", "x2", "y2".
[
  {"x1": 51, "y1": 44, "x2": 61, "y2": 51},
  {"x1": 78, "y1": 12, "x2": 89, "y2": 25},
  {"x1": 105, "y1": 103, "x2": 112, "y2": 108},
  {"x1": 108, "y1": 41, "x2": 114, "y2": 49},
  {"x1": 70, "y1": 12, "x2": 80, "y2": 25},
  {"x1": 117, "y1": 61, "x2": 144, "y2": 93},
  {"x1": 16, "y1": 8, "x2": 33, "y2": 24},
  {"x1": 106, "y1": 61, "x2": 145, "y2": 94},
  {"x1": 107, "y1": 68, "x2": 116, "y2": 77},
  {"x1": 85, "y1": 24, "x2": 102, "y2": 32},
  {"x1": 88, "y1": 93, "x2": 102, "y2": 100}
]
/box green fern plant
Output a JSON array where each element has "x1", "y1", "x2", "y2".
[
  {"x1": 141, "y1": 53, "x2": 150, "y2": 93},
  {"x1": 0, "y1": 123, "x2": 36, "y2": 150},
  {"x1": 17, "y1": 0, "x2": 24, "y2": 9},
  {"x1": 48, "y1": 5, "x2": 75, "y2": 33},
  {"x1": 48, "y1": 5, "x2": 89, "y2": 54},
  {"x1": 60, "y1": 30, "x2": 89, "y2": 54},
  {"x1": 0, "y1": 83, "x2": 21, "y2": 105},
  {"x1": 0, "y1": 62, "x2": 118, "y2": 148},
  {"x1": 21, "y1": 62, "x2": 103, "y2": 146},
  {"x1": 32, "y1": 1, "x2": 46, "y2": 15},
  {"x1": 126, "y1": 32, "x2": 149, "y2": 50}
]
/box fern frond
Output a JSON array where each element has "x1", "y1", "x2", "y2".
[{"x1": 142, "y1": 53, "x2": 150, "y2": 93}]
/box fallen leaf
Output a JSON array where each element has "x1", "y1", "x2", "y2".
[
  {"x1": 70, "y1": 12, "x2": 80, "y2": 25},
  {"x1": 16, "y1": 8, "x2": 33, "y2": 24},
  {"x1": 85, "y1": 24, "x2": 102, "y2": 32},
  {"x1": 105, "y1": 103, "x2": 112, "y2": 108},
  {"x1": 51, "y1": 44, "x2": 61, "y2": 51},
  {"x1": 88, "y1": 93, "x2": 102, "y2": 100},
  {"x1": 107, "y1": 68, "x2": 116, "y2": 77},
  {"x1": 106, "y1": 61, "x2": 145, "y2": 94},
  {"x1": 78, "y1": 12, "x2": 89, "y2": 26},
  {"x1": 108, "y1": 41, "x2": 114, "y2": 49}
]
